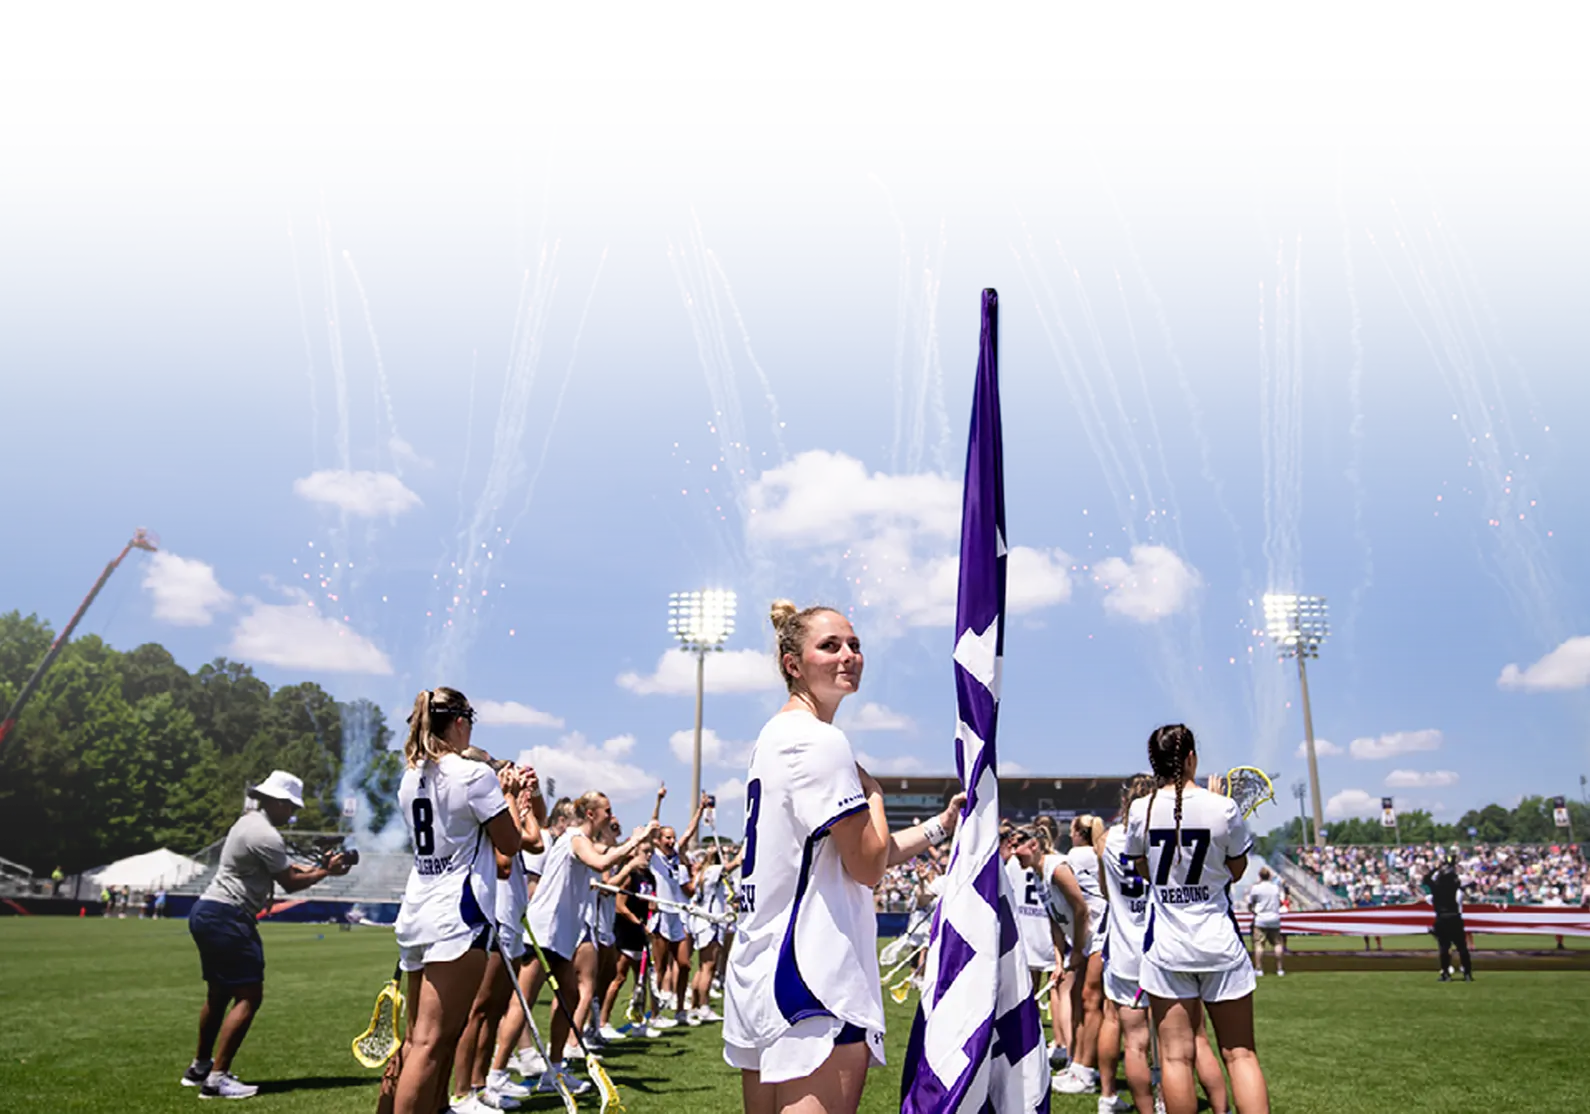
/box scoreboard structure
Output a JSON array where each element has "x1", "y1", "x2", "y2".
[{"x1": 874, "y1": 774, "x2": 1136, "y2": 830}]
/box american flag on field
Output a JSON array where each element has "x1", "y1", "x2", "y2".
[{"x1": 900, "y1": 289, "x2": 1050, "y2": 1113}]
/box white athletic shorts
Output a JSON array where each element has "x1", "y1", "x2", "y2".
[
  {"x1": 723, "y1": 1016, "x2": 886, "y2": 1084},
  {"x1": 1139, "y1": 958, "x2": 1255, "y2": 1003},
  {"x1": 398, "y1": 926, "x2": 492, "y2": 972},
  {"x1": 694, "y1": 922, "x2": 725, "y2": 950},
  {"x1": 1103, "y1": 967, "x2": 1145, "y2": 1009},
  {"x1": 654, "y1": 911, "x2": 688, "y2": 943},
  {"x1": 498, "y1": 923, "x2": 527, "y2": 961}
]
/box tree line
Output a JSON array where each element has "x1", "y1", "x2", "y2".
[
  {"x1": 0, "y1": 611, "x2": 403, "y2": 874},
  {"x1": 1256, "y1": 794, "x2": 1589, "y2": 857}
]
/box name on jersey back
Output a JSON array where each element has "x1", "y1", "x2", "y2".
[
  {"x1": 416, "y1": 856, "x2": 448, "y2": 877},
  {"x1": 1158, "y1": 883, "x2": 1210, "y2": 904}
]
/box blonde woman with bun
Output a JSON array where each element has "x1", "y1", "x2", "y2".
[{"x1": 723, "y1": 601, "x2": 965, "y2": 1114}]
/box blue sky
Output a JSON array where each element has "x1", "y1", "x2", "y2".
[{"x1": 3, "y1": 6, "x2": 1587, "y2": 835}]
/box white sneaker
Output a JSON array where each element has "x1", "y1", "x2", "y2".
[
  {"x1": 598, "y1": 1025, "x2": 629, "y2": 1042},
  {"x1": 650, "y1": 1014, "x2": 679, "y2": 1029},
  {"x1": 562, "y1": 1042, "x2": 585, "y2": 1060},
  {"x1": 450, "y1": 1093, "x2": 487, "y2": 1114},
  {"x1": 1255, "y1": 967, "x2": 1265, "y2": 977},
  {"x1": 200, "y1": 1072, "x2": 260, "y2": 1100},
  {"x1": 685, "y1": 1009, "x2": 703, "y2": 1027},
  {"x1": 486, "y1": 1070, "x2": 532, "y2": 1099},
  {"x1": 710, "y1": 985, "x2": 723, "y2": 1000},
  {"x1": 1053, "y1": 1066, "x2": 1100, "y2": 1095},
  {"x1": 1098, "y1": 1094, "x2": 1133, "y2": 1113},
  {"x1": 509, "y1": 1048, "x2": 547, "y2": 1077},
  {"x1": 478, "y1": 1089, "x2": 521, "y2": 1111},
  {"x1": 1277, "y1": 968, "x2": 1286, "y2": 977},
  {"x1": 694, "y1": 1005, "x2": 723, "y2": 1023}
]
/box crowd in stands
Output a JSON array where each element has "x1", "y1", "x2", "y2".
[
  {"x1": 1293, "y1": 842, "x2": 1586, "y2": 906},
  {"x1": 874, "y1": 847, "x2": 947, "y2": 912}
]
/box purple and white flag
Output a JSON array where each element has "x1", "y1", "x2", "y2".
[{"x1": 900, "y1": 289, "x2": 1049, "y2": 1113}]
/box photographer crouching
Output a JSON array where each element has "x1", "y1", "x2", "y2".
[{"x1": 180, "y1": 770, "x2": 354, "y2": 1099}]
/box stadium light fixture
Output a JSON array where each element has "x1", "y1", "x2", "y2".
[
  {"x1": 1265, "y1": 593, "x2": 1329, "y2": 847},
  {"x1": 669, "y1": 590, "x2": 737, "y2": 847}
]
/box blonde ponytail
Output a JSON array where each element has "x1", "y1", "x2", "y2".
[{"x1": 402, "y1": 687, "x2": 473, "y2": 767}]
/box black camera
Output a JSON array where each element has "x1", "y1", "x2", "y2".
[{"x1": 704, "y1": 795, "x2": 717, "y2": 808}]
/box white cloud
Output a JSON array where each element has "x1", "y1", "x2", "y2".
[
  {"x1": 709, "y1": 776, "x2": 746, "y2": 808},
  {"x1": 839, "y1": 702, "x2": 914, "y2": 732},
  {"x1": 617, "y1": 648, "x2": 781, "y2": 696},
  {"x1": 1092, "y1": 545, "x2": 1201, "y2": 623},
  {"x1": 1349, "y1": 729, "x2": 1442, "y2": 760},
  {"x1": 1385, "y1": 769, "x2": 1460, "y2": 789},
  {"x1": 293, "y1": 469, "x2": 422, "y2": 518},
  {"x1": 142, "y1": 551, "x2": 233, "y2": 626},
  {"x1": 1295, "y1": 738, "x2": 1343, "y2": 758},
  {"x1": 1498, "y1": 636, "x2": 1590, "y2": 692},
  {"x1": 1325, "y1": 788, "x2": 1381, "y2": 820},
  {"x1": 745, "y1": 450, "x2": 1072, "y2": 630},
  {"x1": 749, "y1": 450, "x2": 961, "y2": 542},
  {"x1": 387, "y1": 435, "x2": 432, "y2": 467},
  {"x1": 227, "y1": 594, "x2": 393, "y2": 674},
  {"x1": 515, "y1": 732, "x2": 658, "y2": 805},
  {"x1": 475, "y1": 700, "x2": 564, "y2": 729},
  {"x1": 856, "y1": 751, "x2": 927, "y2": 775},
  {"x1": 668, "y1": 727, "x2": 751, "y2": 769}
]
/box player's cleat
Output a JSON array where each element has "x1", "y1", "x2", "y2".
[
  {"x1": 1276, "y1": 968, "x2": 1286, "y2": 976},
  {"x1": 1439, "y1": 972, "x2": 1452, "y2": 982},
  {"x1": 650, "y1": 1013, "x2": 679, "y2": 1029},
  {"x1": 474, "y1": 1088, "x2": 522, "y2": 1112},
  {"x1": 561, "y1": 1041, "x2": 585, "y2": 1060},
  {"x1": 685, "y1": 1009, "x2": 703, "y2": 1027},
  {"x1": 509, "y1": 1048, "x2": 547, "y2": 1077},
  {"x1": 598, "y1": 1024, "x2": 629, "y2": 1042},
  {"x1": 1255, "y1": 967, "x2": 1265, "y2": 977},
  {"x1": 694, "y1": 1005, "x2": 724, "y2": 1023},
  {"x1": 181, "y1": 1060, "x2": 213, "y2": 1087},
  {"x1": 486, "y1": 1070, "x2": 532, "y2": 1099},
  {"x1": 1098, "y1": 1094, "x2": 1133, "y2": 1114},
  {"x1": 199, "y1": 1072, "x2": 260, "y2": 1100},
  {"x1": 536, "y1": 1066, "x2": 592, "y2": 1097}
]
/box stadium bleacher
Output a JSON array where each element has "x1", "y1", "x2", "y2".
[{"x1": 1288, "y1": 842, "x2": 1586, "y2": 907}]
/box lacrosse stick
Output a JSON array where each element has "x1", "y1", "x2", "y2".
[
  {"x1": 1224, "y1": 766, "x2": 1277, "y2": 820},
  {"x1": 351, "y1": 964, "x2": 405, "y2": 1068},
  {"x1": 878, "y1": 906, "x2": 933, "y2": 968},
  {"x1": 880, "y1": 941, "x2": 928, "y2": 990},
  {"x1": 523, "y1": 923, "x2": 625, "y2": 1113},
  {"x1": 495, "y1": 934, "x2": 577, "y2": 1114},
  {"x1": 626, "y1": 939, "x2": 651, "y2": 1025},
  {"x1": 590, "y1": 881, "x2": 736, "y2": 926}
]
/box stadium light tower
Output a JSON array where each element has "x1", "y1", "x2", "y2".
[
  {"x1": 1265, "y1": 593, "x2": 1329, "y2": 847},
  {"x1": 669, "y1": 589, "x2": 736, "y2": 848}
]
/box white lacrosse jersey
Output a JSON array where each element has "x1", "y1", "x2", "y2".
[
  {"x1": 723, "y1": 709, "x2": 883, "y2": 1054},
  {"x1": 395, "y1": 754, "x2": 508, "y2": 948},
  {"x1": 1037, "y1": 852, "x2": 1074, "y2": 933},
  {"x1": 1008, "y1": 855, "x2": 1056, "y2": 969},
  {"x1": 526, "y1": 830, "x2": 596, "y2": 959},
  {"x1": 651, "y1": 849, "x2": 691, "y2": 938},
  {"x1": 1248, "y1": 879, "x2": 1283, "y2": 927},
  {"x1": 496, "y1": 845, "x2": 529, "y2": 936},
  {"x1": 1101, "y1": 823, "x2": 1149, "y2": 982},
  {"x1": 1126, "y1": 784, "x2": 1253, "y2": 973},
  {"x1": 1068, "y1": 845, "x2": 1109, "y2": 944}
]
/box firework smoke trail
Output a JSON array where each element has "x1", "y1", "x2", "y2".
[
  {"x1": 1373, "y1": 77, "x2": 1545, "y2": 429},
  {"x1": 342, "y1": 249, "x2": 415, "y2": 475},
  {"x1": 511, "y1": 75, "x2": 531, "y2": 273},
  {"x1": 1338, "y1": 185, "x2": 1373, "y2": 664},
  {"x1": 1370, "y1": 207, "x2": 1561, "y2": 649},
  {"x1": 1202, "y1": 79, "x2": 1278, "y2": 249},
  {"x1": 1055, "y1": 75, "x2": 1252, "y2": 581},
  {"x1": 1113, "y1": 268, "x2": 1186, "y2": 556},
  {"x1": 288, "y1": 220, "x2": 321, "y2": 470},
  {"x1": 514, "y1": 247, "x2": 610, "y2": 524},
  {"x1": 1012, "y1": 231, "x2": 1137, "y2": 532},
  {"x1": 318, "y1": 217, "x2": 353, "y2": 474},
  {"x1": 709, "y1": 251, "x2": 788, "y2": 464},
  {"x1": 871, "y1": 171, "x2": 909, "y2": 470},
  {"x1": 429, "y1": 241, "x2": 562, "y2": 681},
  {"x1": 1059, "y1": 240, "x2": 1164, "y2": 526}
]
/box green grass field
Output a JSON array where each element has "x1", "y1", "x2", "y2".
[{"x1": 2, "y1": 918, "x2": 1586, "y2": 1113}]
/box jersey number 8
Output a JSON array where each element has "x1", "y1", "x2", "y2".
[{"x1": 412, "y1": 798, "x2": 435, "y2": 856}]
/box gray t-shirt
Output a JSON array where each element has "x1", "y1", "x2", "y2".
[{"x1": 202, "y1": 810, "x2": 291, "y2": 917}]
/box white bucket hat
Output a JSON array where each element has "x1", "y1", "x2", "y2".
[{"x1": 250, "y1": 770, "x2": 305, "y2": 808}]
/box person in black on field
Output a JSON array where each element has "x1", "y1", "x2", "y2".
[{"x1": 1424, "y1": 858, "x2": 1472, "y2": 982}]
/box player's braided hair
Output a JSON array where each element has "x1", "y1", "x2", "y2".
[
  {"x1": 1145, "y1": 724, "x2": 1197, "y2": 863},
  {"x1": 403, "y1": 687, "x2": 473, "y2": 768},
  {"x1": 770, "y1": 599, "x2": 845, "y2": 694}
]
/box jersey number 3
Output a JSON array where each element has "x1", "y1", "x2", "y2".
[
  {"x1": 741, "y1": 779, "x2": 763, "y2": 879},
  {"x1": 413, "y1": 798, "x2": 435, "y2": 856}
]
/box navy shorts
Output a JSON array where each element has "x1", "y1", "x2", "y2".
[{"x1": 189, "y1": 899, "x2": 265, "y2": 987}]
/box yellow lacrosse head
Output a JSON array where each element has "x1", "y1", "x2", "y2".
[{"x1": 351, "y1": 980, "x2": 403, "y2": 1068}]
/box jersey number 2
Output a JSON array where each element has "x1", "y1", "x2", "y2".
[{"x1": 413, "y1": 798, "x2": 435, "y2": 856}]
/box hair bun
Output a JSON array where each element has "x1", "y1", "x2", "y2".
[{"x1": 769, "y1": 599, "x2": 798, "y2": 631}]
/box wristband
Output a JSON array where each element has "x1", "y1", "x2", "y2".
[{"x1": 922, "y1": 816, "x2": 949, "y2": 847}]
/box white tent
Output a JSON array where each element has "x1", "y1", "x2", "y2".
[{"x1": 90, "y1": 848, "x2": 206, "y2": 891}]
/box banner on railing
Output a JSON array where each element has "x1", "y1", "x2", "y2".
[{"x1": 1233, "y1": 902, "x2": 1590, "y2": 938}]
